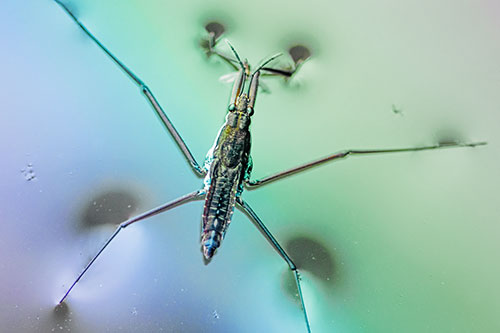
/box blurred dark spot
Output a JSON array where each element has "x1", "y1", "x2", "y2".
[
  {"x1": 53, "y1": 302, "x2": 69, "y2": 319},
  {"x1": 204, "y1": 21, "x2": 225, "y2": 40},
  {"x1": 42, "y1": 302, "x2": 74, "y2": 332},
  {"x1": 287, "y1": 236, "x2": 334, "y2": 280},
  {"x1": 288, "y1": 45, "x2": 311, "y2": 65},
  {"x1": 435, "y1": 129, "x2": 464, "y2": 146},
  {"x1": 281, "y1": 236, "x2": 335, "y2": 302},
  {"x1": 392, "y1": 104, "x2": 403, "y2": 115},
  {"x1": 79, "y1": 189, "x2": 140, "y2": 229},
  {"x1": 437, "y1": 138, "x2": 460, "y2": 146},
  {"x1": 200, "y1": 21, "x2": 226, "y2": 56}
]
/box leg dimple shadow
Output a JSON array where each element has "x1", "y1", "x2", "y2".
[
  {"x1": 288, "y1": 45, "x2": 311, "y2": 65},
  {"x1": 40, "y1": 302, "x2": 75, "y2": 332},
  {"x1": 434, "y1": 128, "x2": 474, "y2": 147},
  {"x1": 204, "y1": 21, "x2": 225, "y2": 40},
  {"x1": 436, "y1": 136, "x2": 463, "y2": 147},
  {"x1": 53, "y1": 302, "x2": 69, "y2": 320},
  {"x1": 287, "y1": 236, "x2": 334, "y2": 281},
  {"x1": 199, "y1": 20, "x2": 228, "y2": 59},
  {"x1": 281, "y1": 236, "x2": 336, "y2": 302},
  {"x1": 79, "y1": 189, "x2": 140, "y2": 229}
]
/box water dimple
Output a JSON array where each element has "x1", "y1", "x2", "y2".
[
  {"x1": 79, "y1": 189, "x2": 140, "y2": 229},
  {"x1": 281, "y1": 236, "x2": 337, "y2": 303},
  {"x1": 204, "y1": 22, "x2": 225, "y2": 40},
  {"x1": 212, "y1": 310, "x2": 219, "y2": 319},
  {"x1": 286, "y1": 236, "x2": 335, "y2": 283},
  {"x1": 288, "y1": 45, "x2": 311, "y2": 65}
]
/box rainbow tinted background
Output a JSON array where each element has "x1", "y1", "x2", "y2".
[{"x1": 1, "y1": 0, "x2": 499, "y2": 332}]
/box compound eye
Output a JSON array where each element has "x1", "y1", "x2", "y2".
[
  {"x1": 228, "y1": 104, "x2": 236, "y2": 112},
  {"x1": 246, "y1": 107, "x2": 254, "y2": 116}
]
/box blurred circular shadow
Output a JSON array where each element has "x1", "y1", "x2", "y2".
[
  {"x1": 205, "y1": 21, "x2": 225, "y2": 40},
  {"x1": 281, "y1": 236, "x2": 335, "y2": 303},
  {"x1": 79, "y1": 189, "x2": 140, "y2": 230},
  {"x1": 40, "y1": 302, "x2": 75, "y2": 332},
  {"x1": 287, "y1": 236, "x2": 334, "y2": 281},
  {"x1": 434, "y1": 129, "x2": 468, "y2": 147},
  {"x1": 53, "y1": 302, "x2": 69, "y2": 320},
  {"x1": 288, "y1": 45, "x2": 311, "y2": 65}
]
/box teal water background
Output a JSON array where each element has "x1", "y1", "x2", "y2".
[{"x1": 1, "y1": 0, "x2": 499, "y2": 332}]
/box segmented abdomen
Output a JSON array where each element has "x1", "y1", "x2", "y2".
[{"x1": 201, "y1": 167, "x2": 240, "y2": 259}]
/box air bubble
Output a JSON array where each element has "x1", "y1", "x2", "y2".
[
  {"x1": 21, "y1": 163, "x2": 36, "y2": 181},
  {"x1": 213, "y1": 310, "x2": 219, "y2": 319}
]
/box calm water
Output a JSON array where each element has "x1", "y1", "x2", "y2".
[{"x1": 1, "y1": 0, "x2": 499, "y2": 332}]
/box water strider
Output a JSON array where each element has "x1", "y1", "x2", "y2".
[{"x1": 54, "y1": 1, "x2": 486, "y2": 331}]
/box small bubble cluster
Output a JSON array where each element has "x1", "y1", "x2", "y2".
[{"x1": 20, "y1": 163, "x2": 36, "y2": 181}]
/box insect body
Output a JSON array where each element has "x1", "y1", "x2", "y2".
[
  {"x1": 202, "y1": 85, "x2": 253, "y2": 258},
  {"x1": 201, "y1": 51, "x2": 279, "y2": 259},
  {"x1": 202, "y1": 111, "x2": 251, "y2": 258},
  {"x1": 54, "y1": 1, "x2": 486, "y2": 332}
]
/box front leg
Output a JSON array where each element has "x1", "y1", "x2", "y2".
[
  {"x1": 246, "y1": 141, "x2": 486, "y2": 188},
  {"x1": 201, "y1": 29, "x2": 308, "y2": 80},
  {"x1": 54, "y1": 0, "x2": 205, "y2": 177}
]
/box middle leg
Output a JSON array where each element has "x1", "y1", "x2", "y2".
[
  {"x1": 246, "y1": 141, "x2": 487, "y2": 188},
  {"x1": 53, "y1": 0, "x2": 205, "y2": 176}
]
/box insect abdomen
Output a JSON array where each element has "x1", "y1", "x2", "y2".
[
  {"x1": 201, "y1": 171, "x2": 240, "y2": 259},
  {"x1": 200, "y1": 115, "x2": 251, "y2": 259}
]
